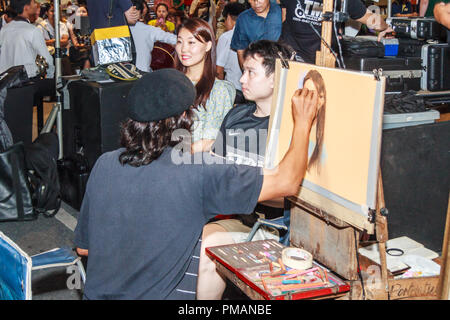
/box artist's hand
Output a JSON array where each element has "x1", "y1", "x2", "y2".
[
  {"x1": 291, "y1": 88, "x2": 318, "y2": 130},
  {"x1": 377, "y1": 26, "x2": 395, "y2": 41}
]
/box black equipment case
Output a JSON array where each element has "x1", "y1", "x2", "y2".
[
  {"x1": 397, "y1": 38, "x2": 427, "y2": 57},
  {"x1": 341, "y1": 36, "x2": 385, "y2": 58},
  {"x1": 386, "y1": 17, "x2": 441, "y2": 40},
  {"x1": 345, "y1": 57, "x2": 422, "y2": 92},
  {"x1": 420, "y1": 43, "x2": 450, "y2": 91}
]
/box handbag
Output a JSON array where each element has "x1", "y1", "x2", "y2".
[
  {"x1": 90, "y1": 0, "x2": 133, "y2": 66},
  {"x1": 0, "y1": 142, "x2": 36, "y2": 222}
]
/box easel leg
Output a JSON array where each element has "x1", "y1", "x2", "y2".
[
  {"x1": 375, "y1": 171, "x2": 390, "y2": 299},
  {"x1": 438, "y1": 194, "x2": 450, "y2": 300}
]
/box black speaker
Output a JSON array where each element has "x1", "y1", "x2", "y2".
[
  {"x1": 381, "y1": 121, "x2": 450, "y2": 253},
  {"x1": 4, "y1": 83, "x2": 35, "y2": 148},
  {"x1": 63, "y1": 80, "x2": 134, "y2": 169}
]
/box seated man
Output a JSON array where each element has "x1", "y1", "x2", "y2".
[
  {"x1": 0, "y1": 0, "x2": 54, "y2": 79},
  {"x1": 0, "y1": 0, "x2": 55, "y2": 133},
  {"x1": 197, "y1": 40, "x2": 294, "y2": 300},
  {"x1": 74, "y1": 68, "x2": 318, "y2": 300}
]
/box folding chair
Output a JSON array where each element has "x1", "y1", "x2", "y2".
[
  {"x1": 0, "y1": 231, "x2": 85, "y2": 300},
  {"x1": 246, "y1": 198, "x2": 291, "y2": 246}
]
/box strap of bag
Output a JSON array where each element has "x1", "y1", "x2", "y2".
[
  {"x1": 128, "y1": 25, "x2": 137, "y2": 65},
  {"x1": 10, "y1": 151, "x2": 25, "y2": 220},
  {"x1": 108, "y1": 0, "x2": 115, "y2": 27}
]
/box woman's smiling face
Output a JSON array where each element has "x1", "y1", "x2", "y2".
[{"x1": 175, "y1": 27, "x2": 212, "y2": 68}]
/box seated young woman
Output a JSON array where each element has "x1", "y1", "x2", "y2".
[{"x1": 174, "y1": 18, "x2": 235, "y2": 153}]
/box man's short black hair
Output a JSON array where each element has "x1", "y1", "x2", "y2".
[
  {"x1": 3, "y1": 6, "x2": 18, "y2": 19},
  {"x1": 10, "y1": 0, "x2": 32, "y2": 15},
  {"x1": 222, "y1": 2, "x2": 246, "y2": 21},
  {"x1": 243, "y1": 40, "x2": 294, "y2": 76}
]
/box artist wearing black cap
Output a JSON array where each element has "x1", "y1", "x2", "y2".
[{"x1": 74, "y1": 68, "x2": 319, "y2": 300}]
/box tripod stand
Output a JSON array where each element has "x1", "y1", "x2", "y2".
[{"x1": 40, "y1": 0, "x2": 64, "y2": 160}]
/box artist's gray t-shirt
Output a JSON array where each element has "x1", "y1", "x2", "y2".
[{"x1": 74, "y1": 147, "x2": 263, "y2": 299}]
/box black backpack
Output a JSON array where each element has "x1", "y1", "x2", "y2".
[{"x1": 25, "y1": 133, "x2": 61, "y2": 217}]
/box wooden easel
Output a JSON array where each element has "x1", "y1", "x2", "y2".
[
  {"x1": 305, "y1": 0, "x2": 449, "y2": 300},
  {"x1": 315, "y1": 0, "x2": 336, "y2": 68}
]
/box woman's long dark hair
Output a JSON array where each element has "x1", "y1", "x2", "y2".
[
  {"x1": 304, "y1": 70, "x2": 326, "y2": 171},
  {"x1": 119, "y1": 109, "x2": 194, "y2": 167},
  {"x1": 175, "y1": 18, "x2": 216, "y2": 109}
]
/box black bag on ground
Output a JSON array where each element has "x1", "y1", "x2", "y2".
[
  {"x1": 25, "y1": 133, "x2": 61, "y2": 217},
  {"x1": 0, "y1": 142, "x2": 36, "y2": 222},
  {"x1": 58, "y1": 154, "x2": 90, "y2": 211}
]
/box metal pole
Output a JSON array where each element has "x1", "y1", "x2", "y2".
[
  {"x1": 54, "y1": 0, "x2": 63, "y2": 159},
  {"x1": 388, "y1": 0, "x2": 392, "y2": 18}
]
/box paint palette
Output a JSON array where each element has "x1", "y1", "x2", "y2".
[
  {"x1": 207, "y1": 239, "x2": 284, "y2": 270},
  {"x1": 206, "y1": 240, "x2": 350, "y2": 300}
]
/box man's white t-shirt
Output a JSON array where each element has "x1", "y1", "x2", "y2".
[
  {"x1": 216, "y1": 27, "x2": 242, "y2": 91},
  {"x1": 0, "y1": 20, "x2": 55, "y2": 78},
  {"x1": 129, "y1": 21, "x2": 177, "y2": 73}
]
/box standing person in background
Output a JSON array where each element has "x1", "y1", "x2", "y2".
[
  {"x1": 421, "y1": 0, "x2": 450, "y2": 16},
  {"x1": 67, "y1": 4, "x2": 91, "y2": 70},
  {"x1": 37, "y1": 4, "x2": 70, "y2": 54},
  {"x1": 148, "y1": 2, "x2": 175, "y2": 32},
  {"x1": 0, "y1": 7, "x2": 17, "y2": 30},
  {"x1": 37, "y1": 3, "x2": 72, "y2": 75},
  {"x1": 87, "y1": 0, "x2": 139, "y2": 30},
  {"x1": 433, "y1": 2, "x2": 450, "y2": 43},
  {"x1": 146, "y1": 0, "x2": 157, "y2": 20},
  {"x1": 129, "y1": 0, "x2": 177, "y2": 72},
  {"x1": 173, "y1": 0, "x2": 185, "y2": 11},
  {"x1": 230, "y1": 0, "x2": 282, "y2": 70},
  {"x1": 190, "y1": 0, "x2": 216, "y2": 29},
  {"x1": 140, "y1": 0, "x2": 152, "y2": 23},
  {"x1": 216, "y1": 1, "x2": 246, "y2": 103},
  {"x1": 215, "y1": 0, "x2": 243, "y2": 39},
  {"x1": 154, "y1": 0, "x2": 174, "y2": 10},
  {"x1": 175, "y1": 18, "x2": 235, "y2": 153},
  {"x1": 279, "y1": 0, "x2": 394, "y2": 64},
  {"x1": 392, "y1": 0, "x2": 418, "y2": 16}
]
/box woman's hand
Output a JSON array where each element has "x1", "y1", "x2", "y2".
[{"x1": 191, "y1": 139, "x2": 215, "y2": 153}]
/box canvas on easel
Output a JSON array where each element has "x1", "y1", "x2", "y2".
[{"x1": 265, "y1": 60, "x2": 385, "y2": 231}]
